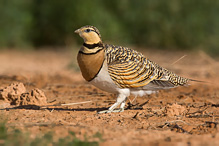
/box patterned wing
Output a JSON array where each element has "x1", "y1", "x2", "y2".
[{"x1": 105, "y1": 44, "x2": 189, "y2": 89}]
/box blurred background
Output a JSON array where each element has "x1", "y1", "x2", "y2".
[
  {"x1": 0, "y1": 0, "x2": 219, "y2": 56},
  {"x1": 1, "y1": 1, "x2": 219, "y2": 145}
]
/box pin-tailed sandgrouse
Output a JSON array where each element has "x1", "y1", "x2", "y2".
[{"x1": 75, "y1": 25, "x2": 189, "y2": 113}]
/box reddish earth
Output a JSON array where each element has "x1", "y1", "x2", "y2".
[{"x1": 0, "y1": 49, "x2": 218, "y2": 145}]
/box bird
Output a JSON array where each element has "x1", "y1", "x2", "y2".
[{"x1": 75, "y1": 25, "x2": 190, "y2": 113}]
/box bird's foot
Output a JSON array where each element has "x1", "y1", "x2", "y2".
[{"x1": 98, "y1": 108, "x2": 124, "y2": 114}]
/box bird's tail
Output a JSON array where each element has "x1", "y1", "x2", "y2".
[{"x1": 189, "y1": 78, "x2": 209, "y2": 84}]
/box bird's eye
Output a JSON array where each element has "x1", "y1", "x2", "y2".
[{"x1": 85, "y1": 29, "x2": 91, "y2": 33}]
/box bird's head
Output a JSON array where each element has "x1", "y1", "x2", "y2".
[{"x1": 75, "y1": 25, "x2": 102, "y2": 44}]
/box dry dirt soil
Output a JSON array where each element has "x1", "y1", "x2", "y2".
[{"x1": 0, "y1": 49, "x2": 218, "y2": 146}]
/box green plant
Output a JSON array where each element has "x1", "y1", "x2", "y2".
[{"x1": 0, "y1": 122, "x2": 100, "y2": 146}]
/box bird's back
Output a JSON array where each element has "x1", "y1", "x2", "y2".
[{"x1": 104, "y1": 44, "x2": 189, "y2": 90}]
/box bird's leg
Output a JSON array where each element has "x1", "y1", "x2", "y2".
[{"x1": 98, "y1": 94, "x2": 127, "y2": 114}]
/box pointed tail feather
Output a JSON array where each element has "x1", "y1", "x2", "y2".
[{"x1": 189, "y1": 78, "x2": 209, "y2": 84}]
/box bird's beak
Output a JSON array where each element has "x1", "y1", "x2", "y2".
[{"x1": 74, "y1": 29, "x2": 80, "y2": 34}]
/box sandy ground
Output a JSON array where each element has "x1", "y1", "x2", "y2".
[{"x1": 0, "y1": 48, "x2": 218, "y2": 146}]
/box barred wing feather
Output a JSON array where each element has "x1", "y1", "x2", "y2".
[{"x1": 105, "y1": 44, "x2": 188, "y2": 89}]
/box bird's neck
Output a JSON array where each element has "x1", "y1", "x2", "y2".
[
  {"x1": 83, "y1": 35, "x2": 101, "y2": 45},
  {"x1": 79, "y1": 41, "x2": 103, "y2": 54}
]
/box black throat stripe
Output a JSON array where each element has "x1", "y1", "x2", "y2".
[
  {"x1": 83, "y1": 42, "x2": 103, "y2": 49},
  {"x1": 79, "y1": 49, "x2": 103, "y2": 55}
]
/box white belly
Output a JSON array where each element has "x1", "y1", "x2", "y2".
[
  {"x1": 90, "y1": 61, "x2": 119, "y2": 94},
  {"x1": 130, "y1": 89, "x2": 156, "y2": 96}
]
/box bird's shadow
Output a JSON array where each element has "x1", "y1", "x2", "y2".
[
  {"x1": 1, "y1": 105, "x2": 108, "y2": 112},
  {"x1": 1, "y1": 100, "x2": 149, "y2": 112}
]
